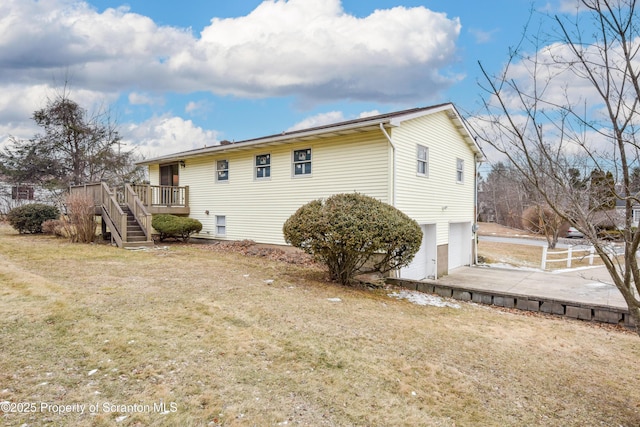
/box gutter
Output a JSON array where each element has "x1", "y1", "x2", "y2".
[{"x1": 379, "y1": 123, "x2": 397, "y2": 207}]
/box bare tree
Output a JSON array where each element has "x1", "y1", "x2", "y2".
[
  {"x1": 479, "y1": 162, "x2": 531, "y2": 227},
  {"x1": 0, "y1": 86, "x2": 143, "y2": 191},
  {"x1": 471, "y1": 0, "x2": 640, "y2": 329}
]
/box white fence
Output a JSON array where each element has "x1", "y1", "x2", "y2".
[{"x1": 541, "y1": 245, "x2": 595, "y2": 270}]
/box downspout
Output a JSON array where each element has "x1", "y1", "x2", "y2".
[
  {"x1": 473, "y1": 154, "x2": 480, "y2": 265},
  {"x1": 379, "y1": 123, "x2": 397, "y2": 207}
]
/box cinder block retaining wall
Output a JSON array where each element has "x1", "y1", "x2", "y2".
[{"x1": 387, "y1": 278, "x2": 635, "y2": 329}]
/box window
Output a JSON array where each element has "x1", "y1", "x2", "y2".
[
  {"x1": 216, "y1": 215, "x2": 226, "y2": 236},
  {"x1": 255, "y1": 154, "x2": 271, "y2": 179},
  {"x1": 12, "y1": 185, "x2": 34, "y2": 200},
  {"x1": 216, "y1": 160, "x2": 229, "y2": 182},
  {"x1": 293, "y1": 148, "x2": 312, "y2": 176},
  {"x1": 456, "y1": 158, "x2": 464, "y2": 183},
  {"x1": 417, "y1": 145, "x2": 428, "y2": 176}
]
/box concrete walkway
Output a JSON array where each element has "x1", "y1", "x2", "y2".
[{"x1": 439, "y1": 265, "x2": 627, "y2": 310}]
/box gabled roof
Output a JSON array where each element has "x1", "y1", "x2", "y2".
[{"x1": 137, "y1": 102, "x2": 484, "y2": 165}]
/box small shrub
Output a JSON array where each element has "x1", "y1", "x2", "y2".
[
  {"x1": 64, "y1": 192, "x2": 96, "y2": 243},
  {"x1": 283, "y1": 193, "x2": 422, "y2": 285},
  {"x1": 7, "y1": 203, "x2": 60, "y2": 234},
  {"x1": 42, "y1": 219, "x2": 68, "y2": 238},
  {"x1": 152, "y1": 214, "x2": 202, "y2": 242}
]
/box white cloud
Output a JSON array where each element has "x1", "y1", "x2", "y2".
[
  {"x1": 287, "y1": 111, "x2": 346, "y2": 132},
  {"x1": 469, "y1": 28, "x2": 498, "y2": 44},
  {"x1": 184, "y1": 0, "x2": 462, "y2": 102},
  {"x1": 123, "y1": 115, "x2": 220, "y2": 158},
  {"x1": 184, "y1": 100, "x2": 212, "y2": 116},
  {"x1": 358, "y1": 110, "x2": 380, "y2": 119},
  {"x1": 0, "y1": 0, "x2": 462, "y2": 104},
  {"x1": 287, "y1": 109, "x2": 383, "y2": 132},
  {"x1": 128, "y1": 92, "x2": 164, "y2": 106}
]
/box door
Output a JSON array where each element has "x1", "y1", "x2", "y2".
[
  {"x1": 160, "y1": 163, "x2": 179, "y2": 204},
  {"x1": 401, "y1": 224, "x2": 436, "y2": 280},
  {"x1": 448, "y1": 222, "x2": 471, "y2": 271}
]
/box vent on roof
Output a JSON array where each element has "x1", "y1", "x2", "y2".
[{"x1": 219, "y1": 140, "x2": 233, "y2": 146}]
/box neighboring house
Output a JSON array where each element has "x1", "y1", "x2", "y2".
[
  {"x1": 138, "y1": 103, "x2": 485, "y2": 279},
  {"x1": 615, "y1": 198, "x2": 640, "y2": 227},
  {"x1": 0, "y1": 179, "x2": 52, "y2": 215}
]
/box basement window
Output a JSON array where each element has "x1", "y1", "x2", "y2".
[{"x1": 216, "y1": 215, "x2": 226, "y2": 236}]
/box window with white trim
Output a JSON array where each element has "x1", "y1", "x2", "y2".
[
  {"x1": 216, "y1": 160, "x2": 229, "y2": 182},
  {"x1": 255, "y1": 154, "x2": 271, "y2": 179},
  {"x1": 216, "y1": 215, "x2": 226, "y2": 236},
  {"x1": 417, "y1": 145, "x2": 428, "y2": 176},
  {"x1": 456, "y1": 158, "x2": 464, "y2": 183},
  {"x1": 293, "y1": 148, "x2": 312, "y2": 176}
]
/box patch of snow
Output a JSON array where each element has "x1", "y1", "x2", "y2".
[
  {"x1": 264, "y1": 279, "x2": 274, "y2": 285},
  {"x1": 115, "y1": 415, "x2": 128, "y2": 423},
  {"x1": 388, "y1": 290, "x2": 460, "y2": 309},
  {"x1": 327, "y1": 298, "x2": 342, "y2": 302},
  {"x1": 88, "y1": 369, "x2": 98, "y2": 376}
]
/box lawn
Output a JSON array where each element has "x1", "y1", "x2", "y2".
[{"x1": 1, "y1": 224, "x2": 640, "y2": 426}]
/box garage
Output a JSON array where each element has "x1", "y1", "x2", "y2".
[
  {"x1": 448, "y1": 222, "x2": 472, "y2": 271},
  {"x1": 400, "y1": 224, "x2": 436, "y2": 280}
]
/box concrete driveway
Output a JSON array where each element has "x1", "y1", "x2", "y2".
[{"x1": 439, "y1": 264, "x2": 626, "y2": 309}]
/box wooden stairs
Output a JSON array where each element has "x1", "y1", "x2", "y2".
[
  {"x1": 122, "y1": 206, "x2": 152, "y2": 246},
  {"x1": 71, "y1": 182, "x2": 155, "y2": 249}
]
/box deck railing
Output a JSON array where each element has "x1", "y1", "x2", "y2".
[
  {"x1": 100, "y1": 182, "x2": 127, "y2": 245},
  {"x1": 69, "y1": 183, "x2": 103, "y2": 208},
  {"x1": 131, "y1": 184, "x2": 189, "y2": 207}
]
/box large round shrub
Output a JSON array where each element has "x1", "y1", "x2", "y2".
[
  {"x1": 7, "y1": 203, "x2": 60, "y2": 234},
  {"x1": 152, "y1": 214, "x2": 202, "y2": 242},
  {"x1": 283, "y1": 193, "x2": 422, "y2": 285}
]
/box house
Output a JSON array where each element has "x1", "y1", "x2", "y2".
[
  {"x1": 136, "y1": 103, "x2": 484, "y2": 279},
  {"x1": 615, "y1": 198, "x2": 640, "y2": 228},
  {"x1": 0, "y1": 178, "x2": 52, "y2": 215}
]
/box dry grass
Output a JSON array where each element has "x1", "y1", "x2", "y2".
[
  {"x1": 1, "y1": 224, "x2": 640, "y2": 426},
  {"x1": 478, "y1": 241, "x2": 609, "y2": 270},
  {"x1": 477, "y1": 223, "x2": 615, "y2": 270}
]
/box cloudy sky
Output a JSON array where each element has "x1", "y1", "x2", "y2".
[{"x1": 0, "y1": 0, "x2": 572, "y2": 160}]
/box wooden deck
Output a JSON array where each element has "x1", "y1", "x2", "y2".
[{"x1": 70, "y1": 183, "x2": 190, "y2": 248}]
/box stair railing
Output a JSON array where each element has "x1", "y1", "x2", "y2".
[
  {"x1": 124, "y1": 183, "x2": 153, "y2": 241},
  {"x1": 100, "y1": 182, "x2": 127, "y2": 244}
]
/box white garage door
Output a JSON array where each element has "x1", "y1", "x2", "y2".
[
  {"x1": 448, "y1": 222, "x2": 471, "y2": 271},
  {"x1": 401, "y1": 224, "x2": 436, "y2": 280}
]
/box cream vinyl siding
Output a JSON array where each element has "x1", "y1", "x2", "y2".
[
  {"x1": 176, "y1": 132, "x2": 390, "y2": 244},
  {"x1": 392, "y1": 111, "x2": 476, "y2": 246},
  {"x1": 149, "y1": 164, "x2": 160, "y2": 186}
]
